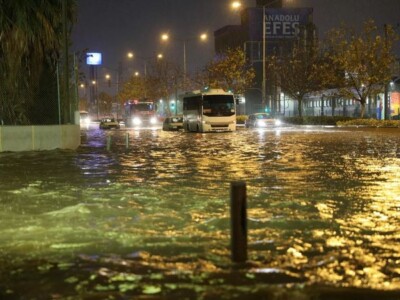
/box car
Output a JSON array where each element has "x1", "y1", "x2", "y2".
[
  {"x1": 162, "y1": 115, "x2": 183, "y2": 131},
  {"x1": 245, "y1": 113, "x2": 282, "y2": 128},
  {"x1": 99, "y1": 118, "x2": 120, "y2": 129}
]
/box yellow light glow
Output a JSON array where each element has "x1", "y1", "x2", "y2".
[
  {"x1": 161, "y1": 34, "x2": 169, "y2": 41},
  {"x1": 231, "y1": 1, "x2": 241, "y2": 10},
  {"x1": 200, "y1": 33, "x2": 208, "y2": 41}
]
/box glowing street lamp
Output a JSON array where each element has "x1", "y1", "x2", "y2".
[
  {"x1": 161, "y1": 34, "x2": 169, "y2": 41},
  {"x1": 231, "y1": 1, "x2": 241, "y2": 11},
  {"x1": 105, "y1": 74, "x2": 111, "y2": 87},
  {"x1": 160, "y1": 32, "x2": 208, "y2": 87},
  {"x1": 230, "y1": 0, "x2": 294, "y2": 113},
  {"x1": 200, "y1": 33, "x2": 208, "y2": 41}
]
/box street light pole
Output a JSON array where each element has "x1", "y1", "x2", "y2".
[
  {"x1": 262, "y1": 6, "x2": 267, "y2": 113},
  {"x1": 161, "y1": 33, "x2": 207, "y2": 90},
  {"x1": 262, "y1": 0, "x2": 292, "y2": 114},
  {"x1": 183, "y1": 40, "x2": 187, "y2": 88}
]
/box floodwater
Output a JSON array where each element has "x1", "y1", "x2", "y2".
[{"x1": 0, "y1": 125, "x2": 400, "y2": 299}]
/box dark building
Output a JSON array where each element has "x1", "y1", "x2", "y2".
[{"x1": 214, "y1": 0, "x2": 315, "y2": 115}]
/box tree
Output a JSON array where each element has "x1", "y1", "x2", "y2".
[
  {"x1": 118, "y1": 75, "x2": 148, "y2": 103},
  {"x1": 0, "y1": 0, "x2": 76, "y2": 124},
  {"x1": 204, "y1": 47, "x2": 255, "y2": 94},
  {"x1": 269, "y1": 40, "x2": 326, "y2": 117},
  {"x1": 97, "y1": 92, "x2": 114, "y2": 117},
  {"x1": 117, "y1": 59, "x2": 183, "y2": 116},
  {"x1": 324, "y1": 20, "x2": 399, "y2": 118},
  {"x1": 146, "y1": 59, "x2": 183, "y2": 116}
]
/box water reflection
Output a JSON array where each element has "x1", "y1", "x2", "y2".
[{"x1": 0, "y1": 127, "x2": 400, "y2": 293}]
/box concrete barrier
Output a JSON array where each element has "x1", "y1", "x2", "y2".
[{"x1": 0, "y1": 125, "x2": 80, "y2": 152}]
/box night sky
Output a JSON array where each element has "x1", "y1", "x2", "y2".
[{"x1": 72, "y1": 0, "x2": 400, "y2": 80}]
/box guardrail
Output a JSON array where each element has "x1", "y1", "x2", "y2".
[{"x1": 0, "y1": 125, "x2": 80, "y2": 152}]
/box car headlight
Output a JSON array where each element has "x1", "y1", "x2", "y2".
[
  {"x1": 81, "y1": 117, "x2": 90, "y2": 124},
  {"x1": 150, "y1": 116, "x2": 157, "y2": 125},
  {"x1": 132, "y1": 117, "x2": 142, "y2": 125},
  {"x1": 274, "y1": 119, "x2": 282, "y2": 126},
  {"x1": 256, "y1": 120, "x2": 266, "y2": 127}
]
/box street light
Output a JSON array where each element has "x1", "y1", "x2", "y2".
[
  {"x1": 130, "y1": 52, "x2": 163, "y2": 78},
  {"x1": 232, "y1": 0, "x2": 293, "y2": 113},
  {"x1": 231, "y1": 1, "x2": 241, "y2": 10},
  {"x1": 105, "y1": 74, "x2": 111, "y2": 87},
  {"x1": 160, "y1": 32, "x2": 208, "y2": 87}
]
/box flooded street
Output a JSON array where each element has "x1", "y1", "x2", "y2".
[{"x1": 1, "y1": 126, "x2": 400, "y2": 299}]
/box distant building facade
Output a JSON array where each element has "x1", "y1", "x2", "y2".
[
  {"x1": 215, "y1": 1, "x2": 400, "y2": 119},
  {"x1": 214, "y1": 0, "x2": 315, "y2": 115}
]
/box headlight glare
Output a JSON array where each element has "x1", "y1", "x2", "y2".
[
  {"x1": 133, "y1": 117, "x2": 142, "y2": 125},
  {"x1": 150, "y1": 117, "x2": 157, "y2": 124},
  {"x1": 256, "y1": 120, "x2": 266, "y2": 127}
]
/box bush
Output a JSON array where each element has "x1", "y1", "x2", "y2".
[
  {"x1": 282, "y1": 116, "x2": 353, "y2": 125},
  {"x1": 337, "y1": 119, "x2": 400, "y2": 127},
  {"x1": 236, "y1": 115, "x2": 248, "y2": 124}
]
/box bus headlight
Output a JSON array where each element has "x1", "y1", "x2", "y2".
[
  {"x1": 132, "y1": 117, "x2": 142, "y2": 125},
  {"x1": 150, "y1": 116, "x2": 158, "y2": 125},
  {"x1": 274, "y1": 119, "x2": 282, "y2": 126}
]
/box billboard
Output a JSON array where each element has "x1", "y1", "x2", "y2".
[
  {"x1": 86, "y1": 52, "x2": 102, "y2": 65},
  {"x1": 391, "y1": 91, "x2": 400, "y2": 117},
  {"x1": 247, "y1": 7, "x2": 313, "y2": 41}
]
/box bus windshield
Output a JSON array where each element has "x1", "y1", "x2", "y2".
[{"x1": 202, "y1": 95, "x2": 235, "y2": 117}]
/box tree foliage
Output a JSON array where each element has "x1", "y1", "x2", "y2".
[
  {"x1": 204, "y1": 47, "x2": 255, "y2": 94},
  {"x1": 118, "y1": 59, "x2": 183, "y2": 116},
  {"x1": 0, "y1": 0, "x2": 76, "y2": 124},
  {"x1": 97, "y1": 92, "x2": 114, "y2": 117},
  {"x1": 269, "y1": 40, "x2": 326, "y2": 117},
  {"x1": 324, "y1": 20, "x2": 399, "y2": 117},
  {"x1": 118, "y1": 75, "x2": 148, "y2": 103}
]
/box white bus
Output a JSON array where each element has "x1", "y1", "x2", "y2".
[{"x1": 182, "y1": 89, "x2": 236, "y2": 132}]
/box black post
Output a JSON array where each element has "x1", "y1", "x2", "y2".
[{"x1": 230, "y1": 181, "x2": 247, "y2": 263}]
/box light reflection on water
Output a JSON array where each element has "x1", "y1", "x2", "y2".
[{"x1": 0, "y1": 127, "x2": 400, "y2": 290}]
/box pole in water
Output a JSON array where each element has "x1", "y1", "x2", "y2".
[
  {"x1": 106, "y1": 135, "x2": 111, "y2": 151},
  {"x1": 125, "y1": 132, "x2": 129, "y2": 149},
  {"x1": 230, "y1": 181, "x2": 247, "y2": 263}
]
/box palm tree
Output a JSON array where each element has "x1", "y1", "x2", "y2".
[{"x1": 0, "y1": 0, "x2": 76, "y2": 124}]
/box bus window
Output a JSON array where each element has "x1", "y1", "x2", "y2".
[
  {"x1": 203, "y1": 95, "x2": 235, "y2": 117},
  {"x1": 183, "y1": 96, "x2": 201, "y2": 111}
]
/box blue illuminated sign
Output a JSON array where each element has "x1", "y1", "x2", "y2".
[{"x1": 86, "y1": 52, "x2": 102, "y2": 65}]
